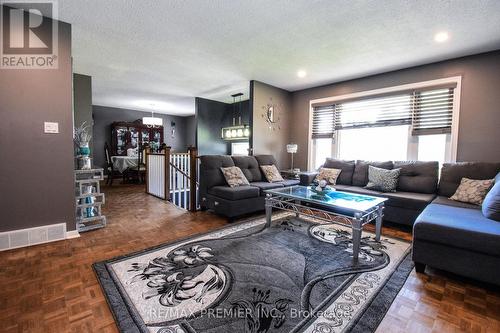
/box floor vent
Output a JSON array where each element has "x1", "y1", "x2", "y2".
[{"x1": 0, "y1": 223, "x2": 71, "y2": 251}]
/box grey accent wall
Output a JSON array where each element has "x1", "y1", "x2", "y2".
[
  {"x1": 0, "y1": 18, "x2": 75, "y2": 232},
  {"x1": 73, "y1": 74, "x2": 93, "y2": 157},
  {"x1": 196, "y1": 98, "x2": 230, "y2": 156},
  {"x1": 92, "y1": 105, "x2": 194, "y2": 168},
  {"x1": 251, "y1": 80, "x2": 292, "y2": 169},
  {"x1": 290, "y1": 50, "x2": 500, "y2": 169},
  {"x1": 195, "y1": 97, "x2": 250, "y2": 156}
]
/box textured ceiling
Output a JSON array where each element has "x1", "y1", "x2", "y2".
[{"x1": 56, "y1": 0, "x2": 500, "y2": 115}]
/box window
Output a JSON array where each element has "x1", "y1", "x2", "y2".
[
  {"x1": 337, "y1": 126, "x2": 410, "y2": 162},
  {"x1": 231, "y1": 142, "x2": 249, "y2": 156},
  {"x1": 310, "y1": 79, "x2": 459, "y2": 169}
]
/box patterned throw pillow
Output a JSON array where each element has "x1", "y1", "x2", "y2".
[
  {"x1": 316, "y1": 167, "x2": 342, "y2": 185},
  {"x1": 365, "y1": 166, "x2": 401, "y2": 192},
  {"x1": 450, "y1": 178, "x2": 494, "y2": 205},
  {"x1": 220, "y1": 166, "x2": 250, "y2": 187},
  {"x1": 260, "y1": 165, "x2": 284, "y2": 183}
]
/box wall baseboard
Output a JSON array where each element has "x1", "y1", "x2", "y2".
[
  {"x1": 66, "y1": 230, "x2": 80, "y2": 239},
  {"x1": 0, "y1": 223, "x2": 78, "y2": 251}
]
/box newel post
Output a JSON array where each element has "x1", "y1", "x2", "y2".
[
  {"x1": 162, "y1": 145, "x2": 171, "y2": 201},
  {"x1": 188, "y1": 146, "x2": 198, "y2": 212},
  {"x1": 144, "y1": 144, "x2": 151, "y2": 193}
]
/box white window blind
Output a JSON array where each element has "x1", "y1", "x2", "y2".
[{"x1": 311, "y1": 86, "x2": 455, "y2": 138}]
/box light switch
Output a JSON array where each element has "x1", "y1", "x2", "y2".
[{"x1": 44, "y1": 122, "x2": 59, "y2": 134}]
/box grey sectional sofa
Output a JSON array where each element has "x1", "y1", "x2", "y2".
[
  {"x1": 300, "y1": 159, "x2": 440, "y2": 226},
  {"x1": 199, "y1": 155, "x2": 299, "y2": 218},
  {"x1": 302, "y1": 159, "x2": 500, "y2": 285},
  {"x1": 412, "y1": 162, "x2": 500, "y2": 285}
]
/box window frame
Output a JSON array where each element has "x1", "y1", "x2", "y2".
[{"x1": 307, "y1": 77, "x2": 461, "y2": 169}]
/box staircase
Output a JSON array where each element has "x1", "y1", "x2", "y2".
[{"x1": 145, "y1": 146, "x2": 199, "y2": 211}]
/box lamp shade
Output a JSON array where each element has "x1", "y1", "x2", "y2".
[
  {"x1": 142, "y1": 116, "x2": 163, "y2": 126},
  {"x1": 286, "y1": 144, "x2": 298, "y2": 153}
]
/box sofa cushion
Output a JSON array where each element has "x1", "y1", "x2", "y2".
[
  {"x1": 199, "y1": 155, "x2": 235, "y2": 189},
  {"x1": 249, "y1": 181, "x2": 284, "y2": 194},
  {"x1": 383, "y1": 191, "x2": 436, "y2": 211},
  {"x1": 280, "y1": 179, "x2": 300, "y2": 187},
  {"x1": 432, "y1": 196, "x2": 480, "y2": 209},
  {"x1": 365, "y1": 166, "x2": 401, "y2": 192},
  {"x1": 394, "y1": 161, "x2": 439, "y2": 194},
  {"x1": 438, "y1": 162, "x2": 500, "y2": 197},
  {"x1": 208, "y1": 185, "x2": 260, "y2": 200},
  {"x1": 333, "y1": 185, "x2": 434, "y2": 211},
  {"x1": 482, "y1": 178, "x2": 500, "y2": 221},
  {"x1": 414, "y1": 203, "x2": 500, "y2": 256},
  {"x1": 231, "y1": 156, "x2": 262, "y2": 182},
  {"x1": 323, "y1": 159, "x2": 355, "y2": 185},
  {"x1": 352, "y1": 160, "x2": 393, "y2": 187},
  {"x1": 254, "y1": 155, "x2": 279, "y2": 167},
  {"x1": 332, "y1": 185, "x2": 381, "y2": 196}
]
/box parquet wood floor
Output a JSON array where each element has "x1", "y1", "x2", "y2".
[{"x1": 0, "y1": 183, "x2": 499, "y2": 333}]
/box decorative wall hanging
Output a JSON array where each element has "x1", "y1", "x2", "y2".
[
  {"x1": 261, "y1": 97, "x2": 282, "y2": 131},
  {"x1": 171, "y1": 121, "x2": 176, "y2": 138}
]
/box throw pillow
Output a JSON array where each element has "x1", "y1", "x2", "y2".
[
  {"x1": 260, "y1": 165, "x2": 284, "y2": 182},
  {"x1": 365, "y1": 166, "x2": 401, "y2": 192},
  {"x1": 316, "y1": 167, "x2": 342, "y2": 185},
  {"x1": 482, "y1": 179, "x2": 500, "y2": 221},
  {"x1": 220, "y1": 166, "x2": 250, "y2": 187},
  {"x1": 450, "y1": 177, "x2": 494, "y2": 205}
]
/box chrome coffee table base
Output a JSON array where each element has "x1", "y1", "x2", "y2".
[{"x1": 265, "y1": 194, "x2": 384, "y2": 261}]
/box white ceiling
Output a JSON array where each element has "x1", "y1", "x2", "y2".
[{"x1": 56, "y1": 0, "x2": 500, "y2": 116}]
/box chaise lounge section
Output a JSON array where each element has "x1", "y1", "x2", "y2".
[{"x1": 412, "y1": 162, "x2": 500, "y2": 285}]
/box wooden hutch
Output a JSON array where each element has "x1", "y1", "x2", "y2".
[{"x1": 111, "y1": 120, "x2": 164, "y2": 156}]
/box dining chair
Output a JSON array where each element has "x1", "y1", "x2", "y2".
[{"x1": 105, "y1": 142, "x2": 124, "y2": 186}]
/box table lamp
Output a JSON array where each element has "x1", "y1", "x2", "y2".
[{"x1": 286, "y1": 143, "x2": 298, "y2": 172}]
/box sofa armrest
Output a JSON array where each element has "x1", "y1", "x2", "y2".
[{"x1": 300, "y1": 172, "x2": 318, "y2": 186}]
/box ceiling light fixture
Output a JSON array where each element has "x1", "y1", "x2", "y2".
[
  {"x1": 142, "y1": 104, "x2": 163, "y2": 128},
  {"x1": 297, "y1": 70, "x2": 307, "y2": 78},
  {"x1": 434, "y1": 31, "x2": 449, "y2": 43}
]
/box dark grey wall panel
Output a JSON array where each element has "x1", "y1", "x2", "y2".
[
  {"x1": 195, "y1": 98, "x2": 250, "y2": 156},
  {"x1": 0, "y1": 18, "x2": 75, "y2": 232},
  {"x1": 185, "y1": 115, "x2": 196, "y2": 148},
  {"x1": 73, "y1": 73, "x2": 93, "y2": 156},
  {"x1": 196, "y1": 97, "x2": 230, "y2": 156},
  {"x1": 290, "y1": 50, "x2": 500, "y2": 169},
  {"x1": 92, "y1": 105, "x2": 191, "y2": 168}
]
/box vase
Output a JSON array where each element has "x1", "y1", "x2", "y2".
[
  {"x1": 79, "y1": 144, "x2": 90, "y2": 156},
  {"x1": 77, "y1": 144, "x2": 92, "y2": 170}
]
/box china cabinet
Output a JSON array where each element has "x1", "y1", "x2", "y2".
[{"x1": 111, "y1": 120, "x2": 164, "y2": 155}]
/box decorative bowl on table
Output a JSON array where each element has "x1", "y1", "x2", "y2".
[{"x1": 310, "y1": 179, "x2": 335, "y2": 196}]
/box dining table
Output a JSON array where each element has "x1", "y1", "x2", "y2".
[{"x1": 111, "y1": 156, "x2": 139, "y2": 173}]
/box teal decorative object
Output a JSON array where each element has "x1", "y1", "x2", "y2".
[
  {"x1": 79, "y1": 145, "x2": 90, "y2": 156},
  {"x1": 74, "y1": 122, "x2": 92, "y2": 170}
]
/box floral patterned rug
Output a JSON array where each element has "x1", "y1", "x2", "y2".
[{"x1": 93, "y1": 214, "x2": 412, "y2": 333}]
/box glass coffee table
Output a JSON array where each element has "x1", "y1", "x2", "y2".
[{"x1": 264, "y1": 186, "x2": 387, "y2": 261}]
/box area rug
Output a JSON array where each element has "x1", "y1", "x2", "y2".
[{"x1": 94, "y1": 214, "x2": 412, "y2": 333}]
